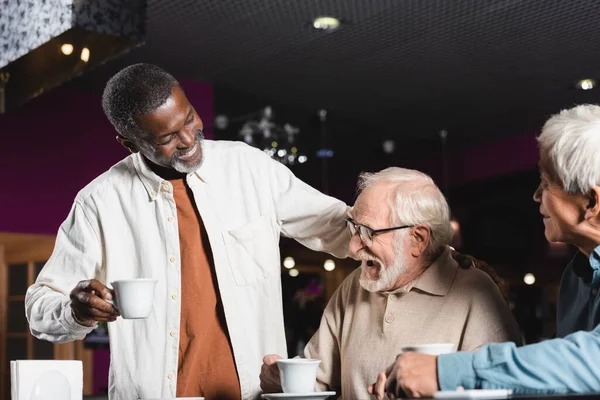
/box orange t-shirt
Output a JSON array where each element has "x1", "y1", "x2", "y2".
[{"x1": 171, "y1": 178, "x2": 241, "y2": 399}]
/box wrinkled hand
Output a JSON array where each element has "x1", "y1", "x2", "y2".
[
  {"x1": 368, "y1": 352, "x2": 439, "y2": 399},
  {"x1": 260, "y1": 354, "x2": 283, "y2": 393},
  {"x1": 70, "y1": 279, "x2": 119, "y2": 326}
]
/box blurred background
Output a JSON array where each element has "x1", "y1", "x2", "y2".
[{"x1": 1, "y1": 0, "x2": 600, "y2": 397}]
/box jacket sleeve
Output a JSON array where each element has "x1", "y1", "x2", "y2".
[
  {"x1": 267, "y1": 154, "x2": 351, "y2": 259},
  {"x1": 25, "y1": 200, "x2": 102, "y2": 343},
  {"x1": 438, "y1": 325, "x2": 600, "y2": 394}
]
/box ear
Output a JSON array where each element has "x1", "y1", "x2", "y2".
[
  {"x1": 584, "y1": 186, "x2": 600, "y2": 220},
  {"x1": 410, "y1": 226, "x2": 431, "y2": 257},
  {"x1": 116, "y1": 135, "x2": 139, "y2": 153}
]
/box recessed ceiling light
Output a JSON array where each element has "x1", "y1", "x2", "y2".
[
  {"x1": 577, "y1": 79, "x2": 596, "y2": 90},
  {"x1": 313, "y1": 16, "x2": 340, "y2": 31},
  {"x1": 80, "y1": 47, "x2": 90, "y2": 62},
  {"x1": 60, "y1": 43, "x2": 74, "y2": 55}
]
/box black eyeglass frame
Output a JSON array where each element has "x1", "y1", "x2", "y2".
[{"x1": 345, "y1": 217, "x2": 414, "y2": 244}]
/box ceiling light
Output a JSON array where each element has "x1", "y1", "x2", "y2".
[
  {"x1": 60, "y1": 43, "x2": 74, "y2": 55},
  {"x1": 324, "y1": 259, "x2": 336, "y2": 271},
  {"x1": 523, "y1": 273, "x2": 536, "y2": 285},
  {"x1": 298, "y1": 155, "x2": 308, "y2": 164},
  {"x1": 289, "y1": 268, "x2": 299, "y2": 277},
  {"x1": 283, "y1": 257, "x2": 295, "y2": 269},
  {"x1": 382, "y1": 140, "x2": 396, "y2": 154},
  {"x1": 80, "y1": 47, "x2": 90, "y2": 62},
  {"x1": 577, "y1": 79, "x2": 596, "y2": 90},
  {"x1": 312, "y1": 16, "x2": 340, "y2": 31}
]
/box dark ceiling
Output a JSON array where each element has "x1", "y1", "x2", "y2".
[
  {"x1": 71, "y1": 0, "x2": 600, "y2": 140},
  {"x1": 66, "y1": 0, "x2": 600, "y2": 197}
]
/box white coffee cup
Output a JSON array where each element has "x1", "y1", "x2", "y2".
[
  {"x1": 276, "y1": 358, "x2": 321, "y2": 393},
  {"x1": 111, "y1": 279, "x2": 158, "y2": 319},
  {"x1": 400, "y1": 343, "x2": 455, "y2": 355}
]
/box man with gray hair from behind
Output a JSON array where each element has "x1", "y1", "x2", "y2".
[
  {"x1": 260, "y1": 167, "x2": 521, "y2": 398},
  {"x1": 371, "y1": 104, "x2": 600, "y2": 399}
]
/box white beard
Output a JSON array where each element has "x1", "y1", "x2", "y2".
[{"x1": 359, "y1": 237, "x2": 409, "y2": 293}]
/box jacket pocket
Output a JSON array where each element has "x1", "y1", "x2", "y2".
[{"x1": 222, "y1": 214, "x2": 280, "y2": 286}]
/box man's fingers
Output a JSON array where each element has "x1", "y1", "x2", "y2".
[
  {"x1": 73, "y1": 291, "x2": 118, "y2": 314},
  {"x1": 395, "y1": 380, "x2": 406, "y2": 398},
  {"x1": 71, "y1": 291, "x2": 119, "y2": 321},
  {"x1": 260, "y1": 355, "x2": 283, "y2": 393},
  {"x1": 386, "y1": 362, "x2": 395, "y2": 376},
  {"x1": 75, "y1": 279, "x2": 114, "y2": 300},
  {"x1": 374, "y1": 370, "x2": 388, "y2": 400},
  {"x1": 74, "y1": 303, "x2": 118, "y2": 319},
  {"x1": 86, "y1": 280, "x2": 114, "y2": 301},
  {"x1": 263, "y1": 354, "x2": 283, "y2": 365},
  {"x1": 87, "y1": 293, "x2": 119, "y2": 314}
]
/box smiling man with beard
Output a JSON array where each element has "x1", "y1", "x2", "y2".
[
  {"x1": 260, "y1": 167, "x2": 521, "y2": 398},
  {"x1": 25, "y1": 63, "x2": 351, "y2": 400}
]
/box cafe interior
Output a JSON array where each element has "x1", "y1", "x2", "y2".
[{"x1": 1, "y1": 0, "x2": 600, "y2": 398}]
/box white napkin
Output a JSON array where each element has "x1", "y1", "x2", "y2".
[{"x1": 10, "y1": 360, "x2": 82, "y2": 400}]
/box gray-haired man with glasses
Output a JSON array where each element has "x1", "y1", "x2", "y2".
[{"x1": 260, "y1": 167, "x2": 521, "y2": 398}]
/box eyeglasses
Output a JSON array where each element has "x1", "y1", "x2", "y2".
[{"x1": 345, "y1": 217, "x2": 413, "y2": 246}]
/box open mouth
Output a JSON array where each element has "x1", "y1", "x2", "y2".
[
  {"x1": 177, "y1": 142, "x2": 199, "y2": 161},
  {"x1": 364, "y1": 259, "x2": 382, "y2": 279}
]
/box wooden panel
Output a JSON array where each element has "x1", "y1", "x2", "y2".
[
  {"x1": 53, "y1": 342, "x2": 93, "y2": 395},
  {"x1": 6, "y1": 333, "x2": 27, "y2": 339},
  {"x1": 75, "y1": 341, "x2": 94, "y2": 395},
  {"x1": 0, "y1": 232, "x2": 95, "y2": 395},
  {"x1": 32, "y1": 337, "x2": 54, "y2": 360},
  {"x1": 6, "y1": 301, "x2": 27, "y2": 333},
  {"x1": 7, "y1": 263, "x2": 28, "y2": 296},
  {"x1": 0, "y1": 232, "x2": 55, "y2": 264},
  {"x1": 53, "y1": 343, "x2": 75, "y2": 360},
  {"x1": 6, "y1": 337, "x2": 27, "y2": 361}
]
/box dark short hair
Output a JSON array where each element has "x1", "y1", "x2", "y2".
[{"x1": 102, "y1": 63, "x2": 179, "y2": 139}]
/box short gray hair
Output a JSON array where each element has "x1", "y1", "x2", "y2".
[
  {"x1": 102, "y1": 63, "x2": 179, "y2": 140},
  {"x1": 358, "y1": 167, "x2": 453, "y2": 253},
  {"x1": 538, "y1": 104, "x2": 600, "y2": 194}
]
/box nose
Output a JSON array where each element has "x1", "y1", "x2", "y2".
[
  {"x1": 348, "y1": 232, "x2": 364, "y2": 256},
  {"x1": 533, "y1": 183, "x2": 542, "y2": 203},
  {"x1": 178, "y1": 126, "x2": 196, "y2": 148}
]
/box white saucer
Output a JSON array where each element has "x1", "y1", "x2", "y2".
[{"x1": 261, "y1": 391, "x2": 336, "y2": 400}]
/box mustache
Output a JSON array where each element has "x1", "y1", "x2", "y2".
[
  {"x1": 356, "y1": 249, "x2": 379, "y2": 262},
  {"x1": 174, "y1": 130, "x2": 204, "y2": 157}
]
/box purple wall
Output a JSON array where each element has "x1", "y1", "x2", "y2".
[
  {"x1": 92, "y1": 349, "x2": 111, "y2": 395},
  {"x1": 0, "y1": 79, "x2": 213, "y2": 235},
  {"x1": 452, "y1": 134, "x2": 539, "y2": 185},
  {"x1": 405, "y1": 133, "x2": 539, "y2": 188}
]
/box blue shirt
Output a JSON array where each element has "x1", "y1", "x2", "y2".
[{"x1": 438, "y1": 245, "x2": 600, "y2": 394}]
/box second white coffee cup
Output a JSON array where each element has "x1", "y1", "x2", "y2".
[
  {"x1": 276, "y1": 358, "x2": 321, "y2": 393},
  {"x1": 111, "y1": 278, "x2": 158, "y2": 319}
]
